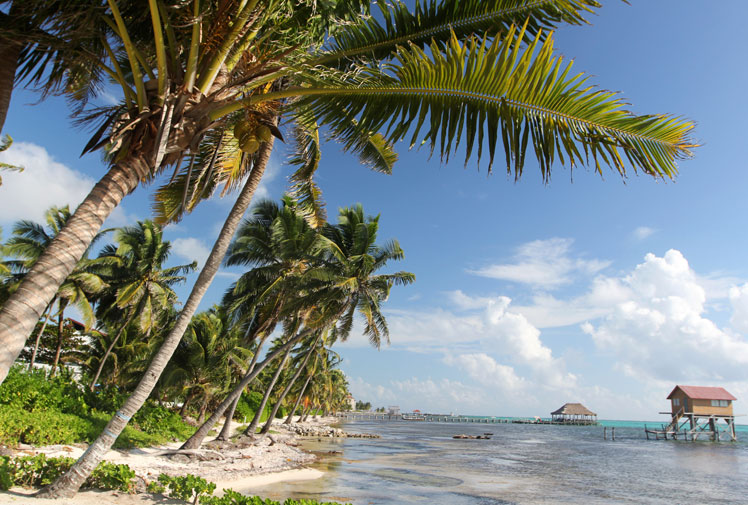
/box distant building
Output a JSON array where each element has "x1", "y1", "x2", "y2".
[
  {"x1": 550, "y1": 403, "x2": 597, "y2": 425},
  {"x1": 667, "y1": 385, "x2": 736, "y2": 417},
  {"x1": 346, "y1": 394, "x2": 356, "y2": 411},
  {"x1": 387, "y1": 405, "x2": 400, "y2": 416},
  {"x1": 646, "y1": 385, "x2": 738, "y2": 441}
]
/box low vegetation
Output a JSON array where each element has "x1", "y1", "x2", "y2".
[
  {"x1": 2, "y1": 455, "x2": 348, "y2": 505},
  {"x1": 0, "y1": 367, "x2": 194, "y2": 448}
]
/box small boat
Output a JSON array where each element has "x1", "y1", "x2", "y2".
[{"x1": 402, "y1": 413, "x2": 426, "y2": 421}]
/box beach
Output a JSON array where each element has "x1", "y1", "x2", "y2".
[{"x1": 0, "y1": 416, "x2": 342, "y2": 504}]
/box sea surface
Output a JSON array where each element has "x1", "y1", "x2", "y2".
[{"x1": 245, "y1": 419, "x2": 748, "y2": 504}]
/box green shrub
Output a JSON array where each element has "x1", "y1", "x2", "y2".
[
  {"x1": 0, "y1": 455, "x2": 135, "y2": 492},
  {"x1": 156, "y1": 473, "x2": 216, "y2": 504},
  {"x1": 87, "y1": 461, "x2": 136, "y2": 492},
  {"x1": 200, "y1": 489, "x2": 350, "y2": 505},
  {"x1": 234, "y1": 392, "x2": 270, "y2": 422},
  {"x1": 0, "y1": 409, "x2": 94, "y2": 446},
  {"x1": 0, "y1": 367, "x2": 195, "y2": 449},
  {"x1": 0, "y1": 366, "x2": 88, "y2": 414}
]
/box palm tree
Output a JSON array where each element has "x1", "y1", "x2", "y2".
[
  {"x1": 259, "y1": 332, "x2": 322, "y2": 434},
  {"x1": 4, "y1": 206, "x2": 107, "y2": 374},
  {"x1": 90, "y1": 220, "x2": 195, "y2": 390},
  {"x1": 37, "y1": 2, "x2": 697, "y2": 496},
  {"x1": 162, "y1": 308, "x2": 250, "y2": 423},
  {"x1": 4, "y1": 1, "x2": 695, "y2": 391}
]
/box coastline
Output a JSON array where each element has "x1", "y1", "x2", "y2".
[{"x1": 1, "y1": 416, "x2": 346, "y2": 504}]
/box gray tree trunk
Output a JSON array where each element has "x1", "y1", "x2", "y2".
[
  {"x1": 90, "y1": 309, "x2": 136, "y2": 391},
  {"x1": 245, "y1": 346, "x2": 291, "y2": 436},
  {"x1": 216, "y1": 335, "x2": 268, "y2": 441},
  {"x1": 36, "y1": 141, "x2": 274, "y2": 499},
  {"x1": 28, "y1": 299, "x2": 53, "y2": 371},
  {"x1": 0, "y1": 34, "x2": 19, "y2": 134},
  {"x1": 284, "y1": 372, "x2": 312, "y2": 425},
  {"x1": 0, "y1": 162, "x2": 141, "y2": 385},
  {"x1": 300, "y1": 404, "x2": 311, "y2": 422},
  {"x1": 49, "y1": 303, "x2": 65, "y2": 377},
  {"x1": 261, "y1": 342, "x2": 316, "y2": 434},
  {"x1": 180, "y1": 327, "x2": 311, "y2": 450}
]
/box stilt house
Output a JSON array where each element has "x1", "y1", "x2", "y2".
[
  {"x1": 646, "y1": 385, "x2": 738, "y2": 441},
  {"x1": 550, "y1": 403, "x2": 597, "y2": 425}
]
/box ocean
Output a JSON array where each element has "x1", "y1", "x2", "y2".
[{"x1": 245, "y1": 419, "x2": 748, "y2": 504}]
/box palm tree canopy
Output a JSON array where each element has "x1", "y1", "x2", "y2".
[
  {"x1": 96, "y1": 220, "x2": 195, "y2": 334},
  {"x1": 47, "y1": 0, "x2": 693, "y2": 228},
  {"x1": 4, "y1": 206, "x2": 109, "y2": 327}
]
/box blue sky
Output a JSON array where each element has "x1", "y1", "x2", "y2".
[{"x1": 2, "y1": 1, "x2": 748, "y2": 420}]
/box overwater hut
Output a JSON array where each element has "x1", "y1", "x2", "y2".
[
  {"x1": 651, "y1": 385, "x2": 738, "y2": 441},
  {"x1": 551, "y1": 403, "x2": 597, "y2": 425}
]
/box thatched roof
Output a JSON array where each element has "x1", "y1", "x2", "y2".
[
  {"x1": 551, "y1": 403, "x2": 596, "y2": 416},
  {"x1": 667, "y1": 385, "x2": 736, "y2": 401}
]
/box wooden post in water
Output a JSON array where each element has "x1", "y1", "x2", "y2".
[
  {"x1": 603, "y1": 427, "x2": 607, "y2": 440},
  {"x1": 611, "y1": 427, "x2": 615, "y2": 441}
]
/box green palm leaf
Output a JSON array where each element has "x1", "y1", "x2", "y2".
[
  {"x1": 324, "y1": 0, "x2": 599, "y2": 66},
  {"x1": 285, "y1": 24, "x2": 695, "y2": 179}
]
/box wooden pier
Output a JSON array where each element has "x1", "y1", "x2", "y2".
[
  {"x1": 645, "y1": 412, "x2": 737, "y2": 442},
  {"x1": 335, "y1": 412, "x2": 597, "y2": 425}
]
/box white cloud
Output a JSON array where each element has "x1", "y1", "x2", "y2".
[
  {"x1": 583, "y1": 250, "x2": 748, "y2": 383},
  {"x1": 171, "y1": 237, "x2": 210, "y2": 266},
  {"x1": 0, "y1": 142, "x2": 95, "y2": 224},
  {"x1": 468, "y1": 238, "x2": 610, "y2": 289},
  {"x1": 633, "y1": 226, "x2": 656, "y2": 240},
  {"x1": 729, "y1": 283, "x2": 748, "y2": 334},
  {"x1": 443, "y1": 353, "x2": 526, "y2": 393}
]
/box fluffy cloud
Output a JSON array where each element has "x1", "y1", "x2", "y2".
[
  {"x1": 729, "y1": 283, "x2": 748, "y2": 333},
  {"x1": 468, "y1": 238, "x2": 610, "y2": 289},
  {"x1": 582, "y1": 250, "x2": 748, "y2": 383},
  {"x1": 443, "y1": 353, "x2": 526, "y2": 393},
  {"x1": 171, "y1": 237, "x2": 210, "y2": 266},
  {"x1": 0, "y1": 142, "x2": 138, "y2": 229},
  {"x1": 0, "y1": 142, "x2": 95, "y2": 224}
]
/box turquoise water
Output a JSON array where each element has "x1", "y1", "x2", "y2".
[{"x1": 243, "y1": 419, "x2": 748, "y2": 504}]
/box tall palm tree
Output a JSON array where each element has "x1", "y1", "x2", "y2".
[
  {"x1": 4, "y1": 1, "x2": 695, "y2": 391},
  {"x1": 4, "y1": 206, "x2": 108, "y2": 374},
  {"x1": 37, "y1": 2, "x2": 697, "y2": 496},
  {"x1": 90, "y1": 220, "x2": 195, "y2": 389}
]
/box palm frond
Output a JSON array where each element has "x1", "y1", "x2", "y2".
[
  {"x1": 323, "y1": 0, "x2": 600, "y2": 66},
  {"x1": 289, "y1": 25, "x2": 695, "y2": 179}
]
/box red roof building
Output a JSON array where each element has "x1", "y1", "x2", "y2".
[{"x1": 667, "y1": 385, "x2": 736, "y2": 417}]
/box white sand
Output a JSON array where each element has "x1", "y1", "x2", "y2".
[{"x1": 0, "y1": 417, "x2": 340, "y2": 504}]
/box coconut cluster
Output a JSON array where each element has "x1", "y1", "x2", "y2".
[{"x1": 233, "y1": 120, "x2": 272, "y2": 153}]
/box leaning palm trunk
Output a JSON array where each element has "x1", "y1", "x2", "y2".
[
  {"x1": 217, "y1": 334, "x2": 268, "y2": 441},
  {"x1": 245, "y1": 347, "x2": 291, "y2": 436},
  {"x1": 0, "y1": 163, "x2": 141, "y2": 384},
  {"x1": 37, "y1": 141, "x2": 274, "y2": 499},
  {"x1": 0, "y1": 38, "x2": 19, "y2": 133},
  {"x1": 180, "y1": 327, "x2": 313, "y2": 450},
  {"x1": 90, "y1": 309, "x2": 136, "y2": 391},
  {"x1": 261, "y1": 344, "x2": 316, "y2": 434},
  {"x1": 28, "y1": 299, "x2": 54, "y2": 371},
  {"x1": 284, "y1": 373, "x2": 312, "y2": 425},
  {"x1": 49, "y1": 303, "x2": 66, "y2": 378}
]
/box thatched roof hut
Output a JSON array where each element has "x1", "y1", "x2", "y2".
[{"x1": 551, "y1": 403, "x2": 597, "y2": 424}]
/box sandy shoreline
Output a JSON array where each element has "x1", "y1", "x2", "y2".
[{"x1": 1, "y1": 416, "x2": 342, "y2": 504}]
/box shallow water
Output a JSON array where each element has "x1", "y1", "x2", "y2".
[{"x1": 243, "y1": 420, "x2": 748, "y2": 504}]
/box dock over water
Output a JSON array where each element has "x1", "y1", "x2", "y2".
[{"x1": 336, "y1": 412, "x2": 597, "y2": 425}]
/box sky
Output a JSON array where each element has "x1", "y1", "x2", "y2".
[{"x1": 2, "y1": 0, "x2": 748, "y2": 421}]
